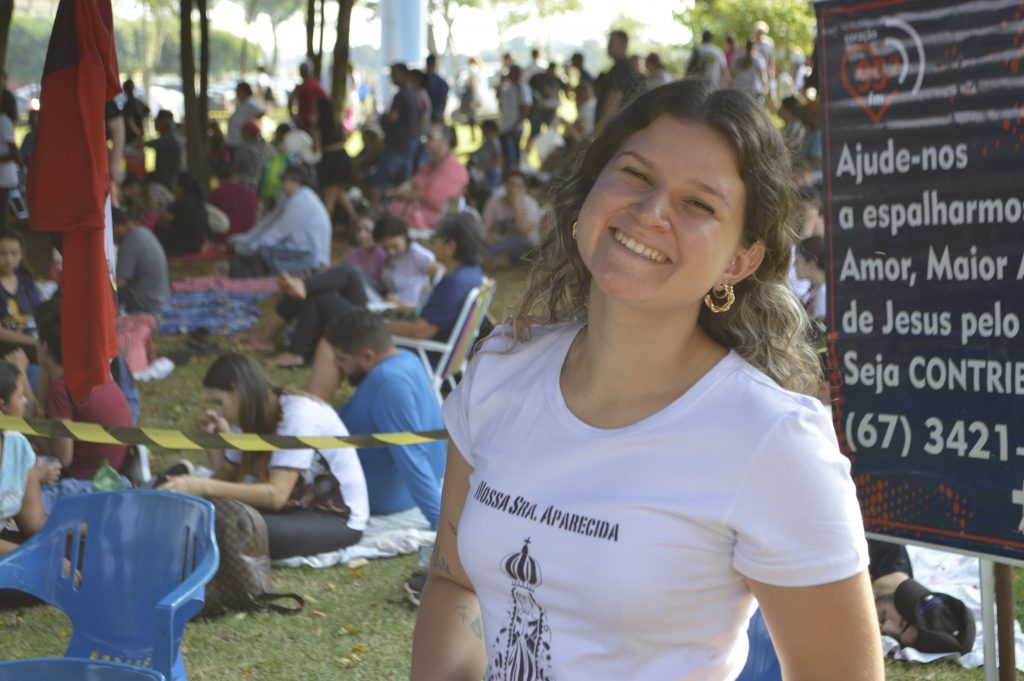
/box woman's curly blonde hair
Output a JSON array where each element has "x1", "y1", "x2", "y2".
[{"x1": 506, "y1": 79, "x2": 821, "y2": 394}]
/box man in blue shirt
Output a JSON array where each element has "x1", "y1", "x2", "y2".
[
  {"x1": 425, "y1": 53, "x2": 450, "y2": 120},
  {"x1": 327, "y1": 309, "x2": 445, "y2": 530}
]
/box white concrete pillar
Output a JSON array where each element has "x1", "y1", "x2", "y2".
[{"x1": 379, "y1": 0, "x2": 426, "y2": 104}]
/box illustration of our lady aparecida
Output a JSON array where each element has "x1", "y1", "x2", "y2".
[{"x1": 487, "y1": 539, "x2": 556, "y2": 681}]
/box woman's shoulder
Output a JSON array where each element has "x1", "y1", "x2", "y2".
[
  {"x1": 408, "y1": 240, "x2": 435, "y2": 262},
  {"x1": 718, "y1": 353, "x2": 829, "y2": 425},
  {"x1": 279, "y1": 393, "x2": 347, "y2": 435},
  {"x1": 474, "y1": 321, "x2": 580, "y2": 363},
  {"x1": 2, "y1": 431, "x2": 35, "y2": 465}
]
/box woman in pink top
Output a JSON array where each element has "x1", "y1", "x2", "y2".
[{"x1": 387, "y1": 123, "x2": 468, "y2": 230}]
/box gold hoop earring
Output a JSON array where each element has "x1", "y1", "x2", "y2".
[
  {"x1": 572, "y1": 221, "x2": 578, "y2": 240},
  {"x1": 704, "y1": 283, "x2": 735, "y2": 313}
]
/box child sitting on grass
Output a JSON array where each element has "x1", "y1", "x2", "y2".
[{"x1": 0, "y1": 359, "x2": 46, "y2": 555}]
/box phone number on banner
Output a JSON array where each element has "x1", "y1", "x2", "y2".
[{"x1": 844, "y1": 411, "x2": 1022, "y2": 462}]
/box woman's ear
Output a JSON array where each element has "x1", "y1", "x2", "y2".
[{"x1": 724, "y1": 241, "x2": 766, "y2": 285}]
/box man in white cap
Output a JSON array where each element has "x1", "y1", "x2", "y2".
[{"x1": 754, "y1": 20, "x2": 777, "y2": 105}]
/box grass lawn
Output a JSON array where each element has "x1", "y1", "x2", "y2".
[{"x1": 0, "y1": 246, "x2": 1015, "y2": 679}]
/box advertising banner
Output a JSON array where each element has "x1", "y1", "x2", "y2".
[{"x1": 817, "y1": 0, "x2": 1024, "y2": 561}]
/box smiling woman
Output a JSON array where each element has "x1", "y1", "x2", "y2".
[{"x1": 410, "y1": 79, "x2": 882, "y2": 681}]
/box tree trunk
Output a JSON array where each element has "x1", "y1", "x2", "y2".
[
  {"x1": 240, "y1": 39, "x2": 249, "y2": 75},
  {"x1": 271, "y1": 25, "x2": 280, "y2": 72},
  {"x1": 196, "y1": 0, "x2": 210, "y2": 189},
  {"x1": 426, "y1": 0, "x2": 438, "y2": 58},
  {"x1": 180, "y1": 0, "x2": 205, "y2": 188},
  {"x1": 316, "y1": 0, "x2": 326, "y2": 80},
  {"x1": 305, "y1": 0, "x2": 316, "y2": 66},
  {"x1": 0, "y1": 0, "x2": 14, "y2": 85},
  {"x1": 140, "y1": 1, "x2": 168, "y2": 118},
  {"x1": 331, "y1": 0, "x2": 355, "y2": 116},
  {"x1": 443, "y1": 2, "x2": 456, "y2": 77}
]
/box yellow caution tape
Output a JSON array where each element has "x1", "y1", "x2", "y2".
[{"x1": 0, "y1": 415, "x2": 448, "y2": 451}]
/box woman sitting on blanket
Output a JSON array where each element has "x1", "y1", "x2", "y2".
[{"x1": 159, "y1": 353, "x2": 370, "y2": 560}]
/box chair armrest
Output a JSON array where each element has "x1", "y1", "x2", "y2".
[
  {"x1": 152, "y1": 547, "x2": 219, "y2": 677},
  {"x1": 392, "y1": 336, "x2": 448, "y2": 353}
]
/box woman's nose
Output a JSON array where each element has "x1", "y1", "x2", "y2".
[{"x1": 633, "y1": 186, "x2": 672, "y2": 231}]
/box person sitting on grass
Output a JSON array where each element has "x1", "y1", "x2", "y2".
[
  {"x1": 375, "y1": 214, "x2": 438, "y2": 306},
  {"x1": 307, "y1": 211, "x2": 485, "y2": 401},
  {"x1": 0, "y1": 228, "x2": 43, "y2": 360},
  {"x1": 228, "y1": 164, "x2": 332, "y2": 278},
  {"x1": 159, "y1": 353, "x2": 370, "y2": 560},
  {"x1": 326, "y1": 310, "x2": 446, "y2": 606},
  {"x1": 0, "y1": 359, "x2": 47, "y2": 555},
  {"x1": 207, "y1": 166, "x2": 259, "y2": 242},
  {"x1": 113, "y1": 206, "x2": 169, "y2": 317},
  {"x1": 326, "y1": 309, "x2": 445, "y2": 527},
  {"x1": 155, "y1": 171, "x2": 209, "y2": 256},
  {"x1": 481, "y1": 169, "x2": 543, "y2": 267},
  {"x1": 238, "y1": 212, "x2": 419, "y2": 366},
  {"x1": 386, "y1": 122, "x2": 469, "y2": 232},
  {"x1": 30, "y1": 299, "x2": 133, "y2": 512},
  {"x1": 347, "y1": 208, "x2": 388, "y2": 288}
]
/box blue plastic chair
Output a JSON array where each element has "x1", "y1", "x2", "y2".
[
  {"x1": 0, "y1": 490, "x2": 218, "y2": 681},
  {"x1": 0, "y1": 659, "x2": 165, "y2": 680},
  {"x1": 737, "y1": 608, "x2": 783, "y2": 681}
]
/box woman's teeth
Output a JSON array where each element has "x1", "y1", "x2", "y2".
[{"x1": 613, "y1": 229, "x2": 667, "y2": 263}]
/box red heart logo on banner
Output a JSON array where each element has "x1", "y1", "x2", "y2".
[{"x1": 840, "y1": 43, "x2": 902, "y2": 123}]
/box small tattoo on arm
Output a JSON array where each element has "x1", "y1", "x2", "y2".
[
  {"x1": 431, "y1": 552, "x2": 452, "y2": 575},
  {"x1": 448, "y1": 522, "x2": 458, "y2": 537},
  {"x1": 453, "y1": 605, "x2": 484, "y2": 640}
]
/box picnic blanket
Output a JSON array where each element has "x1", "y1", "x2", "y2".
[
  {"x1": 883, "y1": 545, "x2": 1024, "y2": 670},
  {"x1": 172, "y1": 275, "x2": 279, "y2": 293},
  {"x1": 159, "y1": 289, "x2": 273, "y2": 335}
]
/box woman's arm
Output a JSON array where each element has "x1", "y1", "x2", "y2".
[
  {"x1": 160, "y1": 467, "x2": 301, "y2": 511},
  {"x1": 14, "y1": 468, "x2": 47, "y2": 538},
  {"x1": 411, "y1": 441, "x2": 487, "y2": 680},
  {"x1": 748, "y1": 571, "x2": 883, "y2": 681},
  {"x1": 0, "y1": 327, "x2": 38, "y2": 348},
  {"x1": 387, "y1": 317, "x2": 439, "y2": 340}
]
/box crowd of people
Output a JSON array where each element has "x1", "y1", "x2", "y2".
[{"x1": 0, "y1": 19, "x2": 978, "y2": 678}]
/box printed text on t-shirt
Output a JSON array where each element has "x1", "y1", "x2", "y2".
[{"x1": 473, "y1": 479, "x2": 620, "y2": 542}]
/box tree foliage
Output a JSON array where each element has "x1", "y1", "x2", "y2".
[
  {"x1": 6, "y1": 14, "x2": 248, "y2": 84},
  {"x1": 675, "y1": 0, "x2": 816, "y2": 59}
]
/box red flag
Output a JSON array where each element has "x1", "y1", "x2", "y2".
[{"x1": 27, "y1": 0, "x2": 121, "y2": 402}]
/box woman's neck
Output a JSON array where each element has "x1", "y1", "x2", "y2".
[{"x1": 560, "y1": 293, "x2": 726, "y2": 428}]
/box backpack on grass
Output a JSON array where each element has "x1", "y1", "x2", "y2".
[{"x1": 202, "y1": 497, "x2": 305, "y2": 617}]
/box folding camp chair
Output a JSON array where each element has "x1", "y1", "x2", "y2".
[{"x1": 393, "y1": 277, "x2": 496, "y2": 403}]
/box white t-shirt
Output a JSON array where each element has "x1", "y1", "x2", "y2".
[
  {"x1": 225, "y1": 394, "x2": 369, "y2": 531},
  {"x1": 499, "y1": 81, "x2": 532, "y2": 134},
  {"x1": 0, "y1": 115, "x2": 18, "y2": 189},
  {"x1": 731, "y1": 53, "x2": 768, "y2": 96},
  {"x1": 381, "y1": 240, "x2": 436, "y2": 305},
  {"x1": 444, "y1": 323, "x2": 867, "y2": 681},
  {"x1": 695, "y1": 44, "x2": 729, "y2": 87}
]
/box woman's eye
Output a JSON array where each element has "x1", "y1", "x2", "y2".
[
  {"x1": 622, "y1": 167, "x2": 649, "y2": 183},
  {"x1": 687, "y1": 199, "x2": 714, "y2": 215}
]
